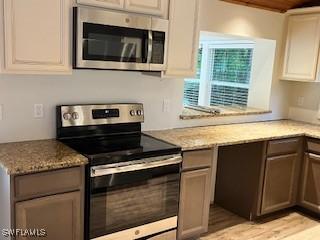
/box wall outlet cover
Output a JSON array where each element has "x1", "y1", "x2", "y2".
[
  {"x1": 297, "y1": 96, "x2": 305, "y2": 107},
  {"x1": 34, "y1": 104, "x2": 44, "y2": 119},
  {"x1": 163, "y1": 99, "x2": 171, "y2": 113}
]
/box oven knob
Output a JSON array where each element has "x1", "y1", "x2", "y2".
[
  {"x1": 72, "y1": 112, "x2": 79, "y2": 120},
  {"x1": 130, "y1": 110, "x2": 136, "y2": 116},
  {"x1": 137, "y1": 110, "x2": 143, "y2": 116},
  {"x1": 63, "y1": 113, "x2": 72, "y2": 120}
]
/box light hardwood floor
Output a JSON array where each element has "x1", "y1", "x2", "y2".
[{"x1": 200, "y1": 205, "x2": 320, "y2": 240}]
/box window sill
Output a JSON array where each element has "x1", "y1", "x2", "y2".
[{"x1": 180, "y1": 107, "x2": 272, "y2": 120}]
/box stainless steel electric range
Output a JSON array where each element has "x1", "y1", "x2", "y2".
[{"x1": 56, "y1": 104, "x2": 182, "y2": 240}]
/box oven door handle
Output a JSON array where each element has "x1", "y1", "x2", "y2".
[{"x1": 91, "y1": 155, "x2": 182, "y2": 177}]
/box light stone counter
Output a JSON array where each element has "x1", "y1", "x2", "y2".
[
  {"x1": 146, "y1": 120, "x2": 320, "y2": 151},
  {"x1": 0, "y1": 139, "x2": 88, "y2": 175},
  {"x1": 2, "y1": 120, "x2": 320, "y2": 175}
]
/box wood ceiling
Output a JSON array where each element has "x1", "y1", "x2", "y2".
[{"x1": 221, "y1": 0, "x2": 320, "y2": 13}]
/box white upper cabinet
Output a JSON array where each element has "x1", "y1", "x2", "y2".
[
  {"x1": 163, "y1": 0, "x2": 199, "y2": 78},
  {"x1": 77, "y1": 0, "x2": 125, "y2": 10},
  {"x1": 77, "y1": 0, "x2": 169, "y2": 18},
  {"x1": 281, "y1": 13, "x2": 320, "y2": 82},
  {"x1": 125, "y1": 0, "x2": 169, "y2": 18},
  {"x1": 3, "y1": 0, "x2": 71, "y2": 74}
]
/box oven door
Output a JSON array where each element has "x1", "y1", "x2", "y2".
[{"x1": 89, "y1": 156, "x2": 181, "y2": 240}]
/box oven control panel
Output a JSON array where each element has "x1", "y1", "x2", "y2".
[{"x1": 58, "y1": 104, "x2": 144, "y2": 127}]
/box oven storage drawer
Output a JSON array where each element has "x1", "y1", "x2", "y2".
[
  {"x1": 14, "y1": 167, "x2": 83, "y2": 201},
  {"x1": 91, "y1": 217, "x2": 177, "y2": 240},
  {"x1": 147, "y1": 229, "x2": 177, "y2": 240}
]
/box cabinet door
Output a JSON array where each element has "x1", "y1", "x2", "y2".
[
  {"x1": 163, "y1": 0, "x2": 199, "y2": 78},
  {"x1": 300, "y1": 153, "x2": 320, "y2": 214},
  {"x1": 261, "y1": 154, "x2": 299, "y2": 215},
  {"x1": 281, "y1": 14, "x2": 320, "y2": 81},
  {"x1": 125, "y1": 0, "x2": 169, "y2": 18},
  {"x1": 15, "y1": 192, "x2": 82, "y2": 240},
  {"x1": 77, "y1": 0, "x2": 125, "y2": 10},
  {"x1": 3, "y1": 0, "x2": 70, "y2": 73},
  {"x1": 178, "y1": 168, "x2": 211, "y2": 240}
]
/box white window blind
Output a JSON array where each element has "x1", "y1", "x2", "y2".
[
  {"x1": 184, "y1": 41, "x2": 254, "y2": 108},
  {"x1": 184, "y1": 79, "x2": 200, "y2": 106}
]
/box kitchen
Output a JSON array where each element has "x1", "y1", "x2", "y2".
[{"x1": 0, "y1": 0, "x2": 319, "y2": 240}]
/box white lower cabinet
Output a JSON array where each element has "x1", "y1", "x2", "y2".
[{"x1": 2, "y1": 0, "x2": 71, "y2": 74}]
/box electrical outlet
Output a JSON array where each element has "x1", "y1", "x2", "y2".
[
  {"x1": 297, "y1": 96, "x2": 305, "y2": 107},
  {"x1": 0, "y1": 104, "x2": 3, "y2": 121},
  {"x1": 163, "y1": 99, "x2": 171, "y2": 113},
  {"x1": 34, "y1": 104, "x2": 44, "y2": 119}
]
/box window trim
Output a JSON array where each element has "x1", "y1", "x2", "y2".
[{"x1": 192, "y1": 41, "x2": 254, "y2": 107}]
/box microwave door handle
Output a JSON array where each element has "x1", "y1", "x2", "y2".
[{"x1": 147, "y1": 30, "x2": 153, "y2": 64}]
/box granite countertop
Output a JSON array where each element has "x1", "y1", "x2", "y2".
[
  {"x1": 0, "y1": 139, "x2": 88, "y2": 175},
  {"x1": 146, "y1": 120, "x2": 320, "y2": 151},
  {"x1": 2, "y1": 120, "x2": 320, "y2": 175}
]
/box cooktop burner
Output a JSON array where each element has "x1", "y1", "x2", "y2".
[{"x1": 61, "y1": 133, "x2": 180, "y2": 166}]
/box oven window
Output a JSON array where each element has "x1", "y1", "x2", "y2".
[
  {"x1": 89, "y1": 166, "x2": 180, "y2": 239},
  {"x1": 83, "y1": 23, "x2": 149, "y2": 63}
]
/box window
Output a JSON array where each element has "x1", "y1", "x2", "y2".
[{"x1": 184, "y1": 41, "x2": 254, "y2": 108}]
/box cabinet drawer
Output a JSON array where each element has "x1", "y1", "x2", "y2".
[
  {"x1": 267, "y1": 138, "x2": 300, "y2": 156},
  {"x1": 14, "y1": 167, "x2": 82, "y2": 200},
  {"x1": 182, "y1": 149, "x2": 212, "y2": 170},
  {"x1": 307, "y1": 139, "x2": 320, "y2": 154}
]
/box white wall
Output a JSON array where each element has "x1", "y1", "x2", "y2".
[
  {"x1": 248, "y1": 38, "x2": 276, "y2": 110},
  {"x1": 288, "y1": 82, "x2": 320, "y2": 124},
  {"x1": 200, "y1": 0, "x2": 289, "y2": 117},
  {"x1": 198, "y1": 32, "x2": 276, "y2": 111},
  {"x1": 0, "y1": 0, "x2": 289, "y2": 143}
]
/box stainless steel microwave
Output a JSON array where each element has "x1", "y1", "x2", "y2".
[{"x1": 73, "y1": 7, "x2": 168, "y2": 71}]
